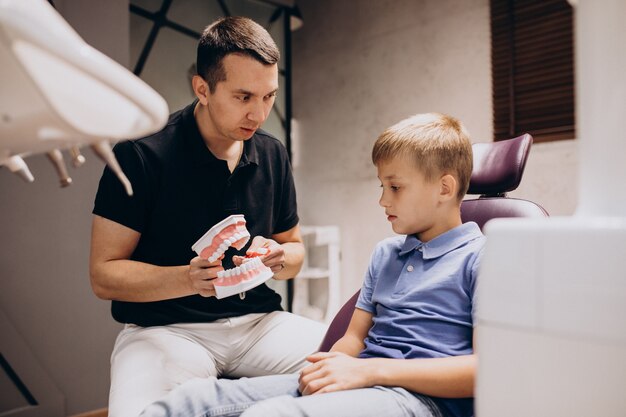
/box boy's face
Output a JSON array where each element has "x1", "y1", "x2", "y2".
[
  {"x1": 377, "y1": 156, "x2": 443, "y2": 240},
  {"x1": 200, "y1": 53, "x2": 278, "y2": 143}
]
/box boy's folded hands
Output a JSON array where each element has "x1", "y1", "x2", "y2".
[{"x1": 298, "y1": 351, "x2": 375, "y2": 395}]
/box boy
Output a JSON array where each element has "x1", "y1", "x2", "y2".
[{"x1": 140, "y1": 113, "x2": 484, "y2": 417}]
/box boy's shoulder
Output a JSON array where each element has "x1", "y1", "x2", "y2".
[
  {"x1": 369, "y1": 235, "x2": 406, "y2": 266},
  {"x1": 373, "y1": 235, "x2": 406, "y2": 253}
]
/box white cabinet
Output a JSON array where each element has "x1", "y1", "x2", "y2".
[{"x1": 293, "y1": 226, "x2": 341, "y2": 323}]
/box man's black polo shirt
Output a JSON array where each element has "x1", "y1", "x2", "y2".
[{"x1": 93, "y1": 101, "x2": 298, "y2": 326}]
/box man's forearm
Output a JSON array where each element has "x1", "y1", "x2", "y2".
[{"x1": 90, "y1": 260, "x2": 194, "y2": 302}]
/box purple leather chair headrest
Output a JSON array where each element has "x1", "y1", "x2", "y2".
[{"x1": 468, "y1": 134, "x2": 533, "y2": 196}]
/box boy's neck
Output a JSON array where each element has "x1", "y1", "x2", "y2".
[{"x1": 415, "y1": 210, "x2": 463, "y2": 243}]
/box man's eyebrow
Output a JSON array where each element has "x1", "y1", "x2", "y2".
[{"x1": 233, "y1": 88, "x2": 279, "y2": 96}]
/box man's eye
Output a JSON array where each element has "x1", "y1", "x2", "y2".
[
  {"x1": 391, "y1": 186, "x2": 400, "y2": 191},
  {"x1": 237, "y1": 96, "x2": 250, "y2": 102}
]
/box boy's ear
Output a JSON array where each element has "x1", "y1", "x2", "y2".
[
  {"x1": 439, "y1": 174, "x2": 458, "y2": 202},
  {"x1": 192, "y1": 75, "x2": 209, "y2": 105}
]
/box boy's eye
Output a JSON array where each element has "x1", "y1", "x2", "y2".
[
  {"x1": 236, "y1": 95, "x2": 250, "y2": 102},
  {"x1": 379, "y1": 184, "x2": 400, "y2": 191}
]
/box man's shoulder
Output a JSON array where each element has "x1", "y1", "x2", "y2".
[
  {"x1": 252, "y1": 129, "x2": 288, "y2": 153},
  {"x1": 114, "y1": 107, "x2": 186, "y2": 158},
  {"x1": 135, "y1": 107, "x2": 185, "y2": 147}
]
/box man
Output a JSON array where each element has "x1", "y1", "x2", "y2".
[{"x1": 90, "y1": 16, "x2": 325, "y2": 417}]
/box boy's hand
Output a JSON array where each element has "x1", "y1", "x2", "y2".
[
  {"x1": 298, "y1": 352, "x2": 373, "y2": 395},
  {"x1": 188, "y1": 255, "x2": 224, "y2": 297},
  {"x1": 232, "y1": 236, "x2": 286, "y2": 273}
]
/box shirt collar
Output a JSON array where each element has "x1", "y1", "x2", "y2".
[
  {"x1": 182, "y1": 100, "x2": 259, "y2": 169},
  {"x1": 399, "y1": 222, "x2": 483, "y2": 259}
]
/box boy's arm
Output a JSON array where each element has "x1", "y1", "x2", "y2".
[
  {"x1": 368, "y1": 354, "x2": 475, "y2": 398},
  {"x1": 300, "y1": 329, "x2": 477, "y2": 398},
  {"x1": 329, "y1": 307, "x2": 373, "y2": 356},
  {"x1": 298, "y1": 307, "x2": 372, "y2": 394},
  {"x1": 368, "y1": 330, "x2": 477, "y2": 398}
]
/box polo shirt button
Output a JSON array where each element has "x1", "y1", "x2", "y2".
[{"x1": 407, "y1": 265, "x2": 414, "y2": 272}]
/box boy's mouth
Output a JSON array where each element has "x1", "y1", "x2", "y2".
[{"x1": 387, "y1": 215, "x2": 397, "y2": 222}]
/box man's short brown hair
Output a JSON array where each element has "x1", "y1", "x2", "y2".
[
  {"x1": 372, "y1": 113, "x2": 473, "y2": 201},
  {"x1": 197, "y1": 16, "x2": 280, "y2": 93}
]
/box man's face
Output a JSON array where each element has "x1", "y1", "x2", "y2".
[
  {"x1": 203, "y1": 53, "x2": 278, "y2": 142},
  {"x1": 377, "y1": 156, "x2": 442, "y2": 239}
]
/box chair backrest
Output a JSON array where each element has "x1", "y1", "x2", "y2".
[
  {"x1": 461, "y1": 134, "x2": 548, "y2": 228},
  {"x1": 318, "y1": 134, "x2": 548, "y2": 352}
]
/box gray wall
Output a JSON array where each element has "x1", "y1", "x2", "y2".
[
  {"x1": 0, "y1": 1, "x2": 128, "y2": 415},
  {"x1": 292, "y1": 0, "x2": 493, "y2": 298},
  {"x1": 291, "y1": 0, "x2": 578, "y2": 300}
]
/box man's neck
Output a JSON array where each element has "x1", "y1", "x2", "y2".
[{"x1": 194, "y1": 102, "x2": 243, "y2": 172}]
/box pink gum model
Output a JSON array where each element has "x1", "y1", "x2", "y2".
[
  {"x1": 213, "y1": 257, "x2": 274, "y2": 299},
  {"x1": 191, "y1": 214, "x2": 250, "y2": 263}
]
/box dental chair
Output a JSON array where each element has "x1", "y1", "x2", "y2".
[{"x1": 318, "y1": 133, "x2": 549, "y2": 352}]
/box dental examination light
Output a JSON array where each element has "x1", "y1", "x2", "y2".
[
  {"x1": 0, "y1": 0, "x2": 168, "y2": 195},
  {"x1": 477, "y1": 1, "x2": 626, "y2": 416}
]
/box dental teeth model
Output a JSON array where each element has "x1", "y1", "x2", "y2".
[
  {"x1": 192, "y1": 215, "x2": 251, "y2": 263},
  {"x1": 192, "y1": 215, "x2": 274, "y2": 299},
  {"x1": 213, "y1": 257, "x2": 274, "y2": 300}
]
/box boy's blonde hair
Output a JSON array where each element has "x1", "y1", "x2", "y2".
[{"x1": 372, "y1": 113, "x2": 473, "y2": 201}]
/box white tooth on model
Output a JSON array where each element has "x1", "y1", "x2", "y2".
[
  {"x1": 91, "y1": 140, "x2": 133, "y2": 196},
  {"x1": 46, "y1": 149, "x2": 72, "y2": 187},
  {"x1": 69, "y1": 146, "x2": 86, "y2": 168},
  {"x1": 5, "y1": 155, "x2": 34, "y2": 182}
]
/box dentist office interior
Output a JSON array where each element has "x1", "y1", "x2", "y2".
[{"x1": 1, "y1": 0, "x2": 624, "y2": 416}]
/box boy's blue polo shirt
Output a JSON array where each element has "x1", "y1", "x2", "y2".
[{"x1": 356, "y1": 222, "x2": 484, "y2": 417}]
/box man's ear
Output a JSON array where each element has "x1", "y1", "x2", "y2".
[
  {"x1": 192, "y1": 75, "x2": 209, "y2": 105},
  {"x1": 439, "y1": 174, "x2": 458, "y2": 202}
]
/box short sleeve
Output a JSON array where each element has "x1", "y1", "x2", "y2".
[
  {"x1": 273, "y1": 146, "x2": 299, "y2": 234},
  {"x1": 355, "y1": 245, "x2": 380, "y2": 314},
  {"x1": 469, "y1": 246, "x2": 484, "y2": 324},
  {"x1": 92, "y1": 140, "x2": 150, "y2": 233}
]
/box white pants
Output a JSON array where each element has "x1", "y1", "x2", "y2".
[{"x1": 108, "y1": 311, "x2": 326, "y2": 417}]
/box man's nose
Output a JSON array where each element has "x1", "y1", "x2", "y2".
[{"x1": 247, "y1": 101, "x2": 266, "y2": 123}]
